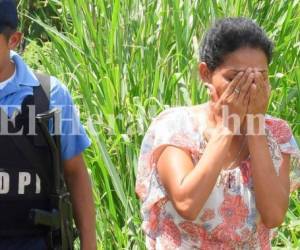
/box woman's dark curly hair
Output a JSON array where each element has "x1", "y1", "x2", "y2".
[{"x1": 199, "y1": 17, "x2": 274, "y2": 71}]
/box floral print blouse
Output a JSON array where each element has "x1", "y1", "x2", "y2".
[{"x1": 135, "y1": 103, "x2": 300, "y2": 250}]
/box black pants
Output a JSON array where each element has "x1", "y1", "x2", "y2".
[{"x1": 0, "y1": 237, "x2": 47, "y2": 250}]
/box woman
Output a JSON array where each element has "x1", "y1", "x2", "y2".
[{"x1": 135, "y1": 17, "x2": 300, "y2": 249}]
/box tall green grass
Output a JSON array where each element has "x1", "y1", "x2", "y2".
[{"x1": 19, "y1": 0, "x2": 300, "y2": 249}]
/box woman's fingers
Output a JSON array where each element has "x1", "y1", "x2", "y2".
[
  {"x1": 231, "y1": 68, "x2": 252, "y2": 98},
  {"x1": 254, "y1": 70, "x2": 264, "y2": 93},
  {"x1": 223, "y1": 71, "x2": 244, "y2": 98},
  {"x1": 238, "y1": 71, "x2": 254, "y2": 101},
  {"x1": 254, "y1": 71, "x2": 271, "y2": 101},
  {"x1": 249, "y1": 83, "x2": 257, "y2": 105},
  {"x1": 257, "y1": 72, "x2": 271, "y2": 97},
  {"x1": 243, "y1": 89, "x2": 251, "y2": 106},
  {"x1": 205, "y1": 83, "x2": 219, "y2": 103}
]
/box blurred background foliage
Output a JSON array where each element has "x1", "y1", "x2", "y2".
[{"x1": 17, "y1": 0, "x2": 300, "y2": 249}]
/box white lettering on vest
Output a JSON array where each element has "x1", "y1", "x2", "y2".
[
  {"x1": 0, "y1": 172, "x2": 9, "y2": 194},
  {"x1": 18, "y1": 172, "x2": 31, "y2": 194},
  {"x1": 36, "y1": 174, "x2": 41, "y2": 194}
]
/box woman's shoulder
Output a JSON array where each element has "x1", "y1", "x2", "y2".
[
  {"x1": 264, "y1": 114, "x2": 293, "y2": 144},
  {"x1": 150, "y1": 103, "x2": 209, "y2": 133},
  {"x1": 265, "y1": 113, "x2": 289, "y2": 123},
  {"x1": 153, "y1": 105, "x2": 187, "y2": 121},
  {"x1": 149, "y1": 105, "x2": 190, "y2": 132},
  {"x1": 152, "y1": 103, "x2": 206, "y2": 121},
  {"x1": 154, "y1": 103, "x2": 209, "y2": 120}
]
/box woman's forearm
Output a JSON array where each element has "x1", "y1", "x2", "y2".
[
  {"x1": 247, "y1": 134, "x2": 289, "y2": 228},
  {"x1": 175, "y1": 127, "x2": 233, "y2": 220}
]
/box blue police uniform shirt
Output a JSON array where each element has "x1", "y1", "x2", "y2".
[
  {"x1": 0, "y1": 51, "x2": 91, "y2": 160},
  {"x1": 0, "y1": 51, "x2": 91, "y2": 248}
]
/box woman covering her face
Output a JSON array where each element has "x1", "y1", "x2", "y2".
[{"x1": 135, "y1": 17, "x2": 300, "y2": 249}]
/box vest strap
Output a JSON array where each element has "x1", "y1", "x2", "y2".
[
  {"x1": 33, "y1": 72, "x2": 50, "y2": 115},
  {"x1": 33, "y1": 72, "x2": 51, "y2": 146}
]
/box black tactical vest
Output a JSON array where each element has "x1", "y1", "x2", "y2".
[{"x1": 0, "y1": 74, "x2": 53, "y2": 237}]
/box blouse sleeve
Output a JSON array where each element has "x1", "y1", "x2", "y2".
[
  {"x1": 266, "y1": 117, "x2": 300, "y2": 192},
  {"x1": 135, "y1": 107, "x2": 199, "y2": 235},
  {"x1": 279, "y1": 134, "x2": 300, "y2": 192}
]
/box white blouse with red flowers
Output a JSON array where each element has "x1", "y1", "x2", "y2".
[{"x1": 135, "y1": 103, "x2": 300, "y2": 250}]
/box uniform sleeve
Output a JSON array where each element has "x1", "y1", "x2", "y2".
[
  {"x1": 49, "y1": 77, "x2": 91, "y2": 161},
  {"x1": 135, "y1": 108, "x2": 199, "y2": 236},
  {"x1": 266, "y1": 117, "x2": 300, "y2": 192}
]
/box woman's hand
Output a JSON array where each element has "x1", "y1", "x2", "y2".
[
  {"x1": 247, "y1": 70, "x2": 271, "y2": 115},
  {"x1": 205, "y1": 68, "x2": 254, "y2": 137}
]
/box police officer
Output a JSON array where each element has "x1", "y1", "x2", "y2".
[{"x1": 0, "y1": 0, "x2": 96, "y2": 249}]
